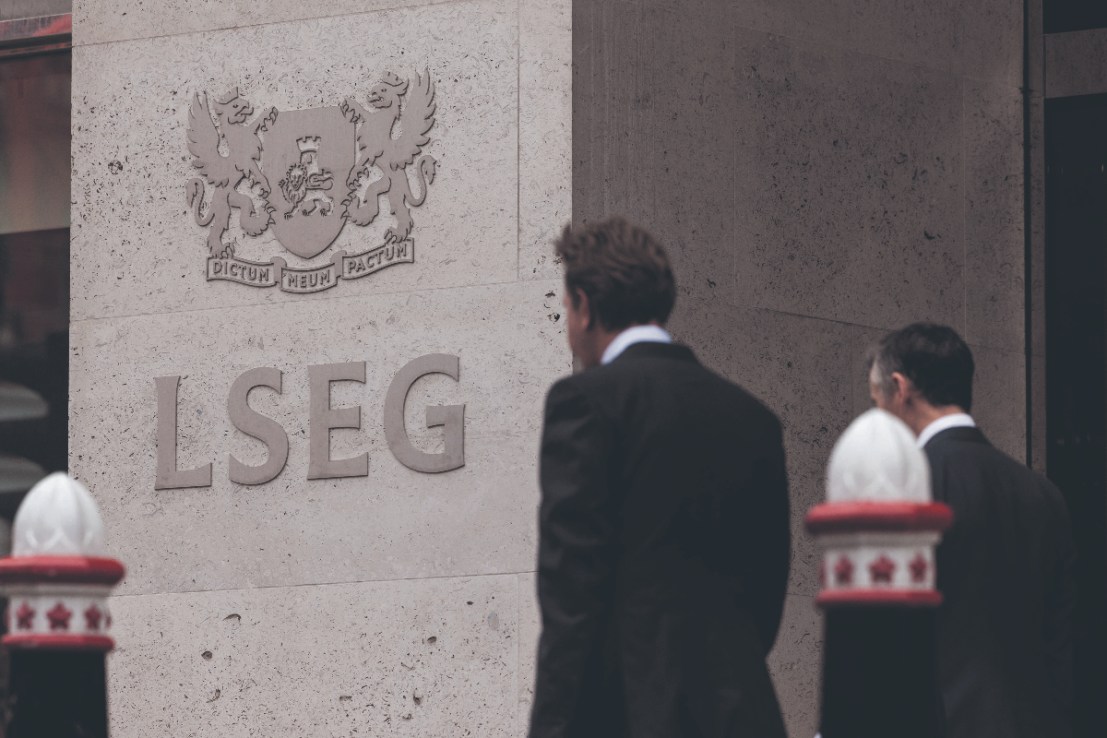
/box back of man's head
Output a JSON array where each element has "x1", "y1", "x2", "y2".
[
  {"x1": 872, "y1": 323, "x2": 975, "y2": 412},
  {"x1": 555, "y1": 217, "x2": 676, "y2": 330}
]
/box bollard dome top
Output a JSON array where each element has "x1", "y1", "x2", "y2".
[
  {"x1": 12, "y1": 472, "x2": 106, "y2": 557},
  {"x1": 826, "y1": 408, "x2": 931, "y2": 504}
]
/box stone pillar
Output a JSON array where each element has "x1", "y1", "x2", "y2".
[
  {"x1": 0, "y1": 473, "x2": 125, "y2": 737},
  {"x1": 69, "y1": 2, "x2": 570, "y2": 734},
  {"x1": 806, "y1": 409, "x2": 952, "y2": 738}
]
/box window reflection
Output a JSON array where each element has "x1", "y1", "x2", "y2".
[{"x1": 0, "y1": 49, "x2": 70, "y2": 520}]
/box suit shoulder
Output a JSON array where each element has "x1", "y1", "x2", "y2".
[
  {"x1": 706, "y1": 370, "x2": 782, "y2": 430},
  {"x1": 930, "y1": 437, "x2": 1068, "y2": 510},
  {"x1": 544, "y1": 371, "x2": 613, "y2": 414},
  {"x1": 1027, "y1": 465, "x2": 1069, "y2": 511},
  {"x1": 549, "y1": 359, "x2": 782, "y2": 435},
  {"x1": 676, "y1": 364, "x2": 785, "y2": 446},
  {"x1": 547, "y1": 361, "x2": 626, "y2": 397},
  {"x1": 545, "y1": 373, "x2": 585, "y2": 404},
  {"x1": 1006, "y1": 461, "x2": 1072, "y2": 529}
]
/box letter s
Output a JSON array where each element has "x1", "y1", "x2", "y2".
[{"x1": 227, "y1": 367, "x2": 289, "y2": 485}]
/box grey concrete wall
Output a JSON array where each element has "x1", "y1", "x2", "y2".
[
  {"x1": 70, "y1": 1, "x2": 570, "y2": 735},
  {"x1": 574, "y1": 1, "x2": 1029, "y2": 734}
]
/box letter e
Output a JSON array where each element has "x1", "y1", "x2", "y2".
[{"x1": 307, "y1": 362, "x2": 369, "y2": 479}]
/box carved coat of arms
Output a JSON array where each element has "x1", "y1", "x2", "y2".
[{"x1": 185, "y1": 70, "x2": 438, "y2": 293}]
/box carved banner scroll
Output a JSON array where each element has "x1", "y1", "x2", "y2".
[
  {"x1": 206, "y1": 239, "x2": 414, "y2": 294},
  {"x1": 206, "y1": 255, "x2": 279, "y2": 288},
  {"x1": 340, "y1": 239, "x2": 415, "y2": 280},
  {"x1": 275, "y1": 257, "x2": 340, "y2": 294}
]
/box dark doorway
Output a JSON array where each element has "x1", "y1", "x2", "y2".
[
  {"x1": 1045, "y1": 93, "x2": 1107, "y2": 738},
  {"x1": 1044, "y1": 1, "x2": 1107, "y2": 34}
]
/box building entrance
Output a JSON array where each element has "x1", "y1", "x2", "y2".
[{"x1": 1045, "y1": 92, "x2": 1107, "y2": 738}]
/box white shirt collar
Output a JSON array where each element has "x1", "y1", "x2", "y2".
[
  {"x1": 601, "y1": 325, "x2": 673, "y2": 365},
  {"x1": 917, "y1": 413, "x2": 976, "y2": 448}
]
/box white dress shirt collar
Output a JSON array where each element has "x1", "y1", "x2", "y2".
[
  {"x1": 917, "y1": 412, "x2": 976, "y2": 448},
  {"x1": 601, "y1": 325, "x2": 673, "y2": 365}
]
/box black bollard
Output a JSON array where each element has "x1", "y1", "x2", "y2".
[
  {"x1": 807, "y1": 410, "x2": 952, "y2": 738},
  {"x1": 7, "y1": 650, "x2": 109, "y2": 738},
  {"x1": 0, "y1": 474, "x2": 124, "y2": 738},
  {"x1": 819, "y1": 609, "x2": 944, "y2": 738}
]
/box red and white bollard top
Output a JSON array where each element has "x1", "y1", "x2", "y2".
[
  {"x1": 806, "y1": 409, "x2": 952, "y2": 607},
  {"x1": 0, "y1": 473, "x2": 125, "y2": 650}
]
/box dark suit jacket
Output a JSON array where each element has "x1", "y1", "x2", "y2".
[
  {"x1": 528, "y1": 342, "x2": 791, "y2": 738},
  {"x1": 926, "y1": 426, "x2": 1077, "y2": 738}
]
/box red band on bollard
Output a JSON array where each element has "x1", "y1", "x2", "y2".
[
  {"x1": 816, "y1": 589, "x2": 944, "y2": 608},
  {"x1": 0, "y1": 556, "x2": 125, "y2": 586},
  {"x1": 805, "y1": 502, "x2": 953, "y2": 535},
  {"x1": 2, "y1": 634, "x2": 116, "y2": 651}
]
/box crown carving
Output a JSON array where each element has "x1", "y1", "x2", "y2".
[{"x1": 297, "y1": 135, "x2": 321, "y2": 153}]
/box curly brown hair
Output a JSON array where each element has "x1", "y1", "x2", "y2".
[{"x1": 554, "y1": 217, "x2": 676, "y2": 331}]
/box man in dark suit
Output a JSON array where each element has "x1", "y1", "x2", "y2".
[
  {"x1": 868, "y1": 323, "x2": 1077, "y2": 738},
  {"x1": 528, "y1": 218, "x2": 791, "y2": 738}
]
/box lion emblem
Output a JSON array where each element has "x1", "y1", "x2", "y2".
[
  {"x1": 187, "y1": 71, "x2": 439, "y2": 293},
  {"x1": 186, "y1": 88, "x2": 278, "y2": 257},
  {"x1": 278, "y1": 136, "x2": 335, "y2": 220},
  {"x1": 342, "y1": 69, "x2": 438, "y2": 243}
]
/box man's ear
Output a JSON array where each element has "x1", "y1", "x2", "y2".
[
  {"x1": 890, "y1": 371, "x2": 913, "y2": 403},
  {"x1": 575, "y1": 289, "x2": 593, "y2": 331}
]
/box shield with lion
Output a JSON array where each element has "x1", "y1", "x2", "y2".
[{"x1": 261, "y1": 106, "x2": 355, "y2": 260}]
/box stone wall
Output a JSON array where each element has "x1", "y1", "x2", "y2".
[
  {"x1": 69, "y1": 1, "x2": 570, "y2": 734},
  {"x1": 574, "y1": 1, "x2": 1029, "y2": 734}
]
